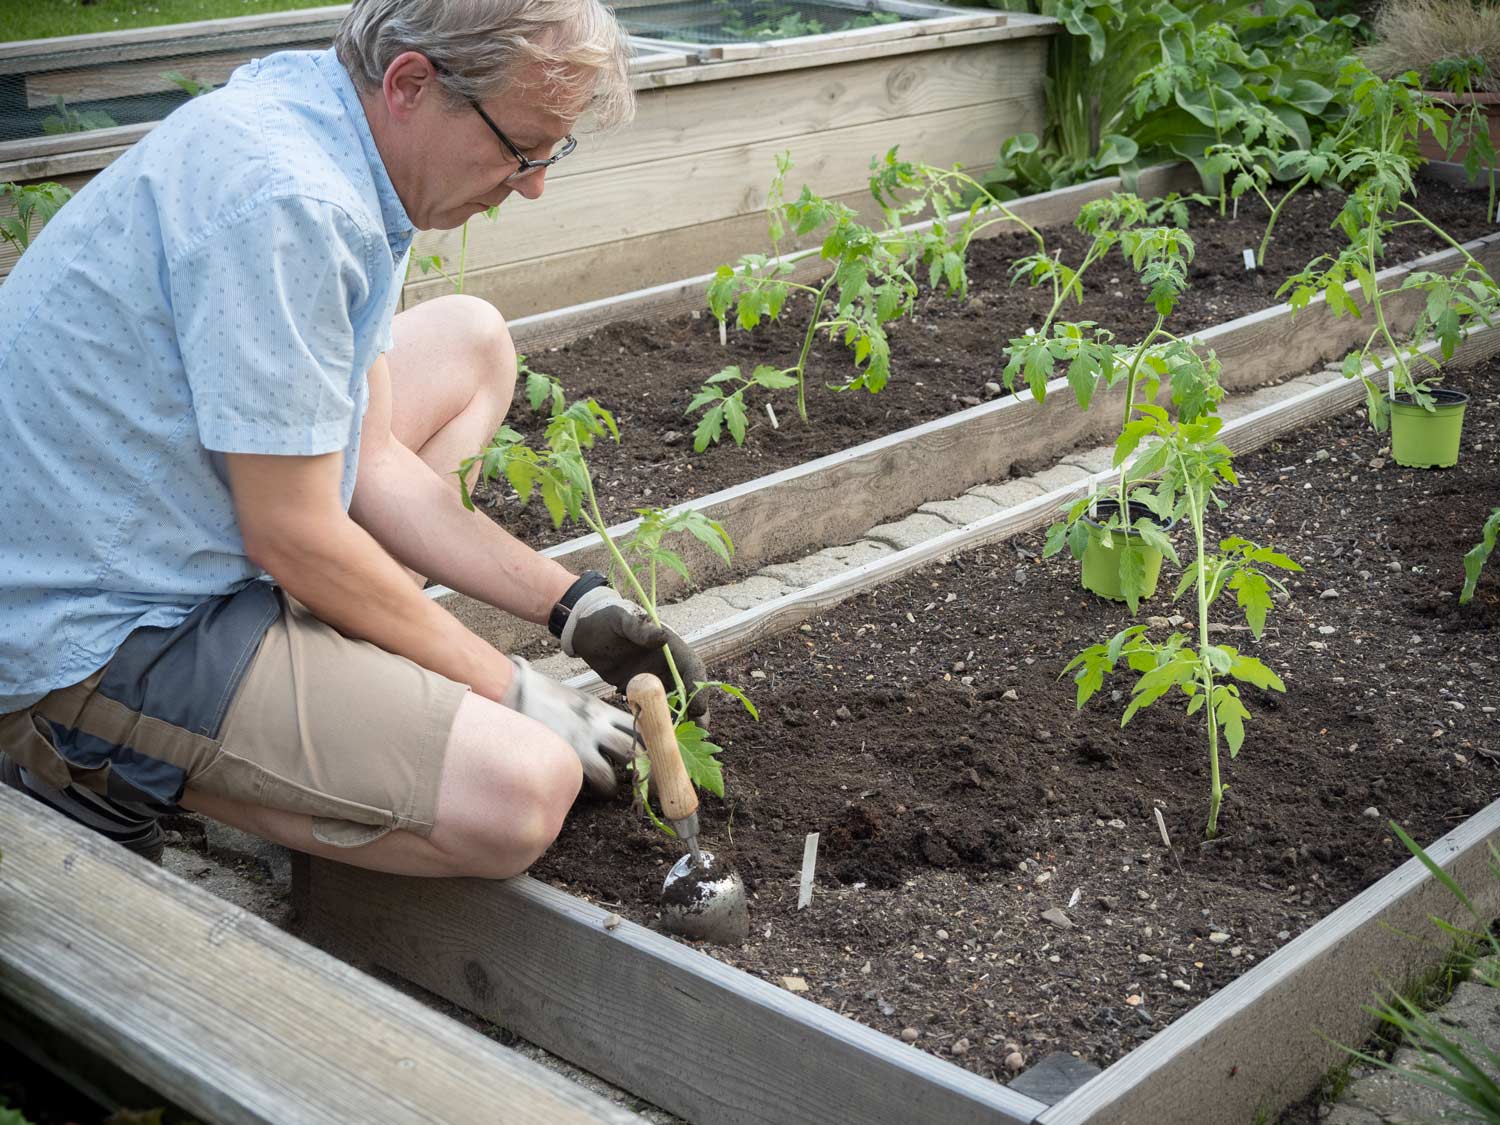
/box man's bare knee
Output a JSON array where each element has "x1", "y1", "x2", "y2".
[
  {"x1": 454, "y1": 295, "x2": 517, "y2": 425},
  {"x1": 432, "y1": 702, "x2": 583, "y2": 879}
]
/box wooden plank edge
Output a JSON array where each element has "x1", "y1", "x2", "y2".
[
  {"x1": 1037, "y1": 798, "x2": 1500, "y2": 1125},
  {"x1": 297, "y1": 859, "x2": 1050, "y2": 1125},
  {"x1": 0, "y1": 6, "x2": 350, "y2": 65},
  {"x1": 0, "y1": 788, "x2": 642, "y2": 1125}
]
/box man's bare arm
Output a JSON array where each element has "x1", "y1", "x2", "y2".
[
  {"x1": 224, "y1": 449, "x2": 517, "y2": 703},
  {"x1": 349, "y1": 353, "x2": 576, "y2": 625}
]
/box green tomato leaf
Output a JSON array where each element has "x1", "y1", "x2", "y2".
[{"x1": 675, "y1": 720, "x2": 725, "y2": 797}]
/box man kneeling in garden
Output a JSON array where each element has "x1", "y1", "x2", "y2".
[{"x1": 0, "y1": 0, "x2": 703, "y2": 873}]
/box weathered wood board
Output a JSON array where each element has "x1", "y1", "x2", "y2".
[
  {"x1": 1040, "y1": 799, "x2": 1500, "y2": 1125},
  {"x1": 295, "y1": 856, "x2": 1051, "y2": 1125},
  {"x1": 0, "y1": 787, "x2": 643, "y2": 1125}
]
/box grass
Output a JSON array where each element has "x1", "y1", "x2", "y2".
[{"x1": 0, "y1": 1, "x2": 328, "y2": 42}]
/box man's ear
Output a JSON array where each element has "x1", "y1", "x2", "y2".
[{"x1": 381, "y1": 51, "x2": 443, "y2": 122}]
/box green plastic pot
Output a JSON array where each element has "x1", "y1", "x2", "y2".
[
  {"x1": 1080, "y1": 500, "x2": 1174, "y2": 604},
  {"x1": 1390, "y1": 388, "x2": 1469, "y2": 469}
]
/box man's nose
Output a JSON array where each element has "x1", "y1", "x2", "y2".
[{"x1": 509, "y1": 167, "x2": 549, "y2": 201}]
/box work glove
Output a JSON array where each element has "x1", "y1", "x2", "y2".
[
  {"x1": 502, "y1": 656, "x2": 636, "y2": 797},
  {"x1": 561, "y1": 586, "x2": 709, "y2": 719}
]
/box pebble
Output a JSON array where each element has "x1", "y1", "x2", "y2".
[
  {"x1": 1449, "y1": 701, "x2": 1466, "y2": 711},
  {"x1": 952, "y1": 1037, "x2": 971, "y2": 1056},
  {"x1": 1387, "y1": 561, "x2": 1403, "y2": 572},
  {"x1": 835, "y1": 705, "x2": 853, "y2": 721},
  {"x1": 1004, "y1": 1051, "x2": 1026, "y2": 1073},
  {"x1": 1318, "y1": 625, "x2": 1336, "y2": 635},
  {"x1": 1363, "y1": 807, "x2": 1381, "y2": 819},
  {"x1": 1041, "y1": 907, "x2": 1076, "y2": 930},
  {"x1": 1172, "y1": 980, "x2": 1191, "y2": 992},
  {"x1": 1484, "y1": 706, "x2": 1497, "y2": 714},
  {"x1": 984, "y1": 381, "x2": 1002, "y2": 397},
  {"x1": 1358, "y1": 570, "x2": 1372, "y2": 580},
  {"x1": 782, "y1": 976, "x2": 809, "y2": 992},
  {"x1": 1167, "y1": 614, "x2": 1186, "y2": 626},
  {"x1": 1314, "y1": 449, "x2": 1330, "y2": 461},
  {"x1": 1126, "y1": 994, "x2": 1143, "y2": 1006},
  {"x1": 959, "y1": 395, "x2": 982, "y2": 407},
  {"x1": 750, "y1": 669, "x2": 767, "y2": 680},
  {"x1": 1278, "y1": 930, "x2": 1291, "y2": 941},
  {"x1": 799, "y1": 623, "x2": 813, "y2": 633},
  {"x1": 1320, "y1": 589, "x2": 1339, "y2": 599},
  {"x1": 1209, "y1": 932, "x2": 1230, "y2": 943},
  {"x1": 900, "y1": 1027, "x2": 920, "y2": 1043},
  {"x1": 1107, "y1": 819, "x2": 1126, "y2": 829},
  {"x1": 661, "y1": 430, "x2": 684, "y2": 446},
  {"x1": 602, "y1": 913, "x2": 622, "y2": 930},
  {"x1": 1137, "y1": 954, "x2": 1153, "y2": 964},
  {"x1": 1002, "y1": 689, "x2": 1019, "y2": 702},
  {"x1": 936, "y1": 928, "x2": 950, "y2": 940}
]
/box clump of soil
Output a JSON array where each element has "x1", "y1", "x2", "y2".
[
  {"x1": 534, "y1": 352, "x2": 1500, "y2": 1081},
  {"x1": 481, "y1": 178, "x2": 1495, "y2": 550}
]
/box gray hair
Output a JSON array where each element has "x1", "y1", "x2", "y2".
[{"x1": 334, "y1": 0, "x2": 634, "y2": 129}]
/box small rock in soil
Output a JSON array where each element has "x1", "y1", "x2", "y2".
[
  {"x1": 1002, "y1": 689, "x2": 1019, "y2": 701},
  {"x1": 1041, "y1": 908, "x2": 1075, "y2": 930},
  {"x1": 1318, "y1": 625, "x2": 1336, "y2": 635},
  {"x1": 1388, "y1": 560, "x2": 1403, "y2": 572},
  {"x1": 602, "y1": 912, "x2": 622, "y2": 930},
  {"x1": 782, "y1": 976, "x2": 809, "y2": 992},
  {"x1": 1321, "y1": 589, "x2": 1339, "y2": 599},
  {"x1": 1363, "y1": 807, "x2": 1381, "y2": 819},
  {"x1": 835, "y1": 705, "x2": 853, "y2": 721},
  {"x1": 1209, "y1": 932, "x2": 1230, "y2": 943},
  {"x1": 900, "y1": 1027, "x2": 920, "y2": 1043},
  {"x1": 1005, "y1": 1051, "x2": 1027, "y2": 1073},
  {"x1": 984, "y1": 382, "x2": 1002, "y2": 397},
  {"x1": 952, "y1": 1037, "x2": 971, "y2": 1056},
  {"x1": 1172, "y1": 980, "x2": 1191, "y2": 992},
  {"x1": 662, "y1": 430, "x2": 683, "y2": 446}
]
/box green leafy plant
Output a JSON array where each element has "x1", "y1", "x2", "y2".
[
  {"x1": 41, "y1": 94, "x2": 116, "y2": 135},
  {"x1": 983, "y1": 1, "x2": 1357, "y2": 200},
  {"x1": 1429, "y1": 53, "x2": 1498, "y2": 222},
  {"x1": 409, "y1": 206, "x2": 500, "y2": 293},
  {"x1": 1461, "y1": 506, "x2": 1500, "y2": 605},
  {"x1": 162, "y1": 71, "x2": 215, "y2": 97},
  {"x1": 0, "y1": 181, "x2": 72, "y2": 255},
  {"x1": 1279, "y1": 81, "x2": 1500, "y2": 432},
  {"x1": 1063, "y1": 399, "x2": 1299, "y2": 838},
  {"x1": 455, "y1": 399, "x2": 755, "y2": 826},
  {"x1": 695, "y1": 151, "x2": 984, "y2": 443},
  {"x1": 519, "y1": 355, "x2": 566, "y2": 417},
  {"x1": 1341, "y1": 823, "x2": 1500, "y2": 1120}
]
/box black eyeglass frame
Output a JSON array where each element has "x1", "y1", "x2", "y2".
[{"x1": 466, "y1": 97, "x2": 577, "y2": 184}]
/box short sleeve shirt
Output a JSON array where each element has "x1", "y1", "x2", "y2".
[{"x1": 0, "y1": 48, "x2": 414, "y2": 711}]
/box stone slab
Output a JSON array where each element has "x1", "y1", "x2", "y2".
[
  {"x1": 969, "y1": 478, "x2": 1047, "y2": 508},
  {"x1": 919, "y1": 493, "x2": 1004, "y2": 527},
  {"x1": 1059, "y1": 445, "x2": 1115, "y2": 475},
  {"x1": 863, "y1": 511, "x2": 956, "y2": 550},
  {"x1": 1028, "y1": 463, "x2": 1092, "y2": 494},
  {"x1": 1008, "y1": 1053, "x2": 1103, "y2": 1105},
  {"x1": 711, "y1": 574, "x2": 794, "y2": 611},
  {"x1": 759, "y1": 540, "x2": 896, "y2": 587}
]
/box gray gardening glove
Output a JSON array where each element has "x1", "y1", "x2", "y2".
[
  {"x1": 502, "y1": 656, "x2": 635, "y2": 797},
  {"x1": 561, "y1": 587, "x2": 709, "y2": 718}
]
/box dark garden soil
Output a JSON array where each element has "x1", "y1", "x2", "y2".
[
  {"x1": 531, "y1": 352, "x2": 1500, "y2": 1084},
  {"x1": 482, "y1": 177, "x2": 1496, "y2": 551}
]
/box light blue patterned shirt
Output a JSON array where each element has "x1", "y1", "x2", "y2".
[{"x1": 0, "y1": 48, "x2": 414, "y2": 712}]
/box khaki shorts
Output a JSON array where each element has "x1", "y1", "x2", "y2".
[{"x1": 0, "y1": 582, "x2": 469, "y2": 847}]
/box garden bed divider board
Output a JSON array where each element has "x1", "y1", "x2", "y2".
[
  {"x1": 433, "y1": 230, "x2": 1500, "y2": 662},
  {"x1": 292, "y1": 853, "x2": 1052, "y2": 1125},
  {"x1": 0, "y1": 787, "x2": 645, "y2": 1125},
  {"x1": 700, "y1": 9, "x2": 1011, "y2": 64},
  {"x1": 550, "y1": 318, "x2": 1500, "y2": 696},
  {"x1": 1039, "y1": 797, "x2": 1500, "y2": 1125}
]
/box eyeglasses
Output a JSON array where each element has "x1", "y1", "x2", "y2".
[{"x1": 467, "y1": 98, "x2": 577, "y2": 184}]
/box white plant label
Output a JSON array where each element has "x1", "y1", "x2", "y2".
[
  {"x1": 1242, "y1": 248, "x2": 1256, "y2": 271},
  {"x1": 798, "y1": 831, "x2": 820, "y2": 910}
]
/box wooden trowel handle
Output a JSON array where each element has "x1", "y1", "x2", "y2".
[{"x1": 626, "y1": 673, "x2": 699, "y2": 823}]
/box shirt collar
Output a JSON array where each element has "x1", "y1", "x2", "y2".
[{"x1": 315, "y1": 47, "x2": 415, "y2": 251}]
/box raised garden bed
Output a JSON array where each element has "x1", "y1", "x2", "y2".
[
  {"x1": 532, "y1": 347, "x2": 1500, "y2": 1063},
  {"x1": 299, "y1": 323, "x2": 1500, "y2": 1125},
  {"x1": 494, "y1": 177, "x2": 1495, "y2": 548}
]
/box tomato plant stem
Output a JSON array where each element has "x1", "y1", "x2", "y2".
[
  {"x1": 1116, "y1": 315, "x2": 1166, "y2": 531},
  {"x1": 1257, "y1": 172, "x2": 1310, "y2": 267}
]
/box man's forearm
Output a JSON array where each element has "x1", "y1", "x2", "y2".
[
  {"x1": 254, "y1": 513, "x2": 517, "y2": 703},
  {"x1": 350, "y1": 437, "x2": 574, "y2": 624}
]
